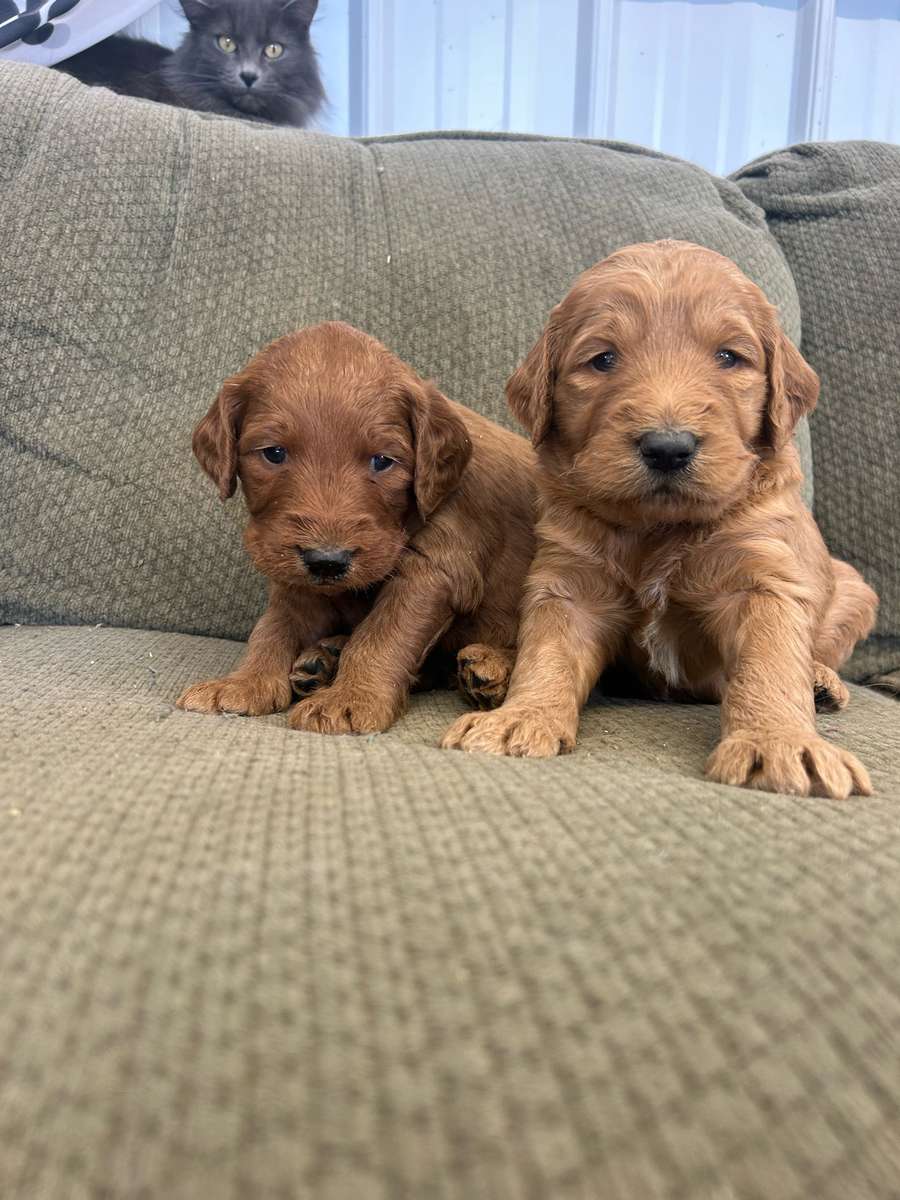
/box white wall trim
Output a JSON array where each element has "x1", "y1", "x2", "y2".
[{"x1": 791, "y1": 0, "x2": 838, "y2": 143}]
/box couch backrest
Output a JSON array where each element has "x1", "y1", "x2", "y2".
[
  {"x1": 2, "y1": 61, "x2": 804, "y2": 642},
  {"x1": 735, "y1": 142, "x2": 900, "y2": 681}
]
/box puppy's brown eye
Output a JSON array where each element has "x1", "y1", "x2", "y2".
[
  {"x1": 715, "y1": 349, "x2": 740, "y2": 369},
  {"x1": 589, "y1": 351, "x2": 617, "y2": 372},
  {"x1": 370, "y1": 455, "x2": 395, "y2": 473},
  {"x1": 261, "y1": 446, "x2": 286, "y2": 464}
]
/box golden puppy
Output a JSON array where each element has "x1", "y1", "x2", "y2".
[
  {"x1": 177, "y1": 321, "x2": 534, "y2": 733},
  {"x1": 442, "y1": 241, "x2": 878, "y2": 799}
]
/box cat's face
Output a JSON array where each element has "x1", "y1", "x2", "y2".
[{"x1": 175, "y1": 0, "x2": 323, "y2": 126}]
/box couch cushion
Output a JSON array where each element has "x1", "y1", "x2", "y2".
[
  {"x1": 1, "y1": 61, "x2": 809, "y2": 643},
  {"x1": 734, "y1": 142, "x2": 900, "y2": 681},
  {"x1": 2, "y1": 624, "x2": 900, "y2": 1197}
]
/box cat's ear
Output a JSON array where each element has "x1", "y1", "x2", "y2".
[
  {"x1": 180, "y1": 0, "x2": 214, "y2": 28},
  {"x1": 281, "y1": 0, "x2": 319, "y2": 28}
]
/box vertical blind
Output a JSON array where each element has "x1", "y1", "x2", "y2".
[{"x1": 128, "y1": 0, "x2": 899, "y2": 174}]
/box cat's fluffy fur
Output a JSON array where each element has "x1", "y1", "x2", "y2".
[{"x1": 55, "y1": 0, "x2": 324, "y2": 128}]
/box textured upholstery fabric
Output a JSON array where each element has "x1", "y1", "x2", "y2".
[
  {"x1": 871, "y1": 668, "x2": 900, "y2": 698},
  {"x1": 1, "y1": 61, "x2": 809, "y2": 644},
  {"x1": 734, "y1": 142, "x2": 900, "y2": 680},
  {"x1": 2, "y1": 61, "x2": 900, "y2": 1200},
  {"x1": 2, "y1": 624, "x2": 900, "y2": 1199}
]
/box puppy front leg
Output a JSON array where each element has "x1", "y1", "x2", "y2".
[
  {"x1": 288, "y1": 571, "x2": 454, "y2": 735},
  {"x1": 706, "y1": 594, "x2": 872, "y2": 798},
  {"x1": 442, "y1": 552, "x2": 630, "y2": 757},
  {"x1": 177, "y1": 587, "x2": 332, "y2": 716}
]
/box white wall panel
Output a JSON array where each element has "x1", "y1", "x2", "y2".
[
  {"x1": 312, "y1": 0, "x2": 351, "y2": 136},
  {"x1": 505, "y1": 0, "x2": 582, "y2": 136},
  {"x1": 117, "y1": 0, "x2": 900, "y2": 173},
  {"x1": 829, "y1": 0, "x2": 900, "y2": 144}
]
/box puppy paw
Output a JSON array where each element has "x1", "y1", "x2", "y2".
[
  {"x1": 706, "y1": 731, "x2": 872, "y2": 799},
  {"x1": 288, "y1": 685, "x2": 400, "y2": 735},
  {"x1": 813, "y1": 661, "x2": 850, "y2": 712},
  {"x1": 289, "y1": 635, "x2": 349, "y2": 697},
  {"x1": 440, "y1": 705, "x2": 574, "y2": 757},
  {"x1": 457, "y1": 644, "x2": 516, "y2": 710},
  {"x1": 176, "y1": 674, "x2": 293, "y2": 716}
]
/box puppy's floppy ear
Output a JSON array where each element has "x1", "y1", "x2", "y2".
[
  {"x1": 506, "y1": 306, "x2": 562, "y2": 447},
  {"x1": 761, "y1": 314, "x2": 819, "y2": 452},
  {"x1": 407, "y1": 379, "x2": 472, "y2": 520},
  {"x1": 192, "y1": 372, "x2": 251, "y2": 501}
]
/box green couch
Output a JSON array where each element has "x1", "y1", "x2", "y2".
[{"x1": 2, "y1": 61, "x2": 899, "y2": 1199}]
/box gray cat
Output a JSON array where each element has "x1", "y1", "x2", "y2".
[{"x1": 55, "y1": 0, "x2": 324, "y2": 128}]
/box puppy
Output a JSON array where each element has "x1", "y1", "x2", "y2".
[
  {"x1": 442, "y1": 241, "x2": 878, "y2": 799},
  {"x1": 176, "y1": 321, "x2": 534, "y2": 734}
]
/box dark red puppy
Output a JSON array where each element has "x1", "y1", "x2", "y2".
[{"x1": 177, "y1": 321, "x2": 535, "y2": 734}]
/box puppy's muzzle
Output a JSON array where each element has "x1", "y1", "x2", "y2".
[
  {"x1": 299, "y1": 546, "x2": 355, "y2": 582},
  {"x1": 638, "y1": 429, "x2": 699, "y2": 474}
]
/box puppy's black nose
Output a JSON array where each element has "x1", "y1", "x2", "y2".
[
  {"x1": 240, "y1": 70, "x2": 259, "y2": 89},
  {"x1": 638, "y1": 429, "x2": 699, "y2": 473},
  {"x1": 300, "y1": 547, "x2": 353, "y2": 581}
]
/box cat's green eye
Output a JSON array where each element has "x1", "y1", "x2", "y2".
[
  {"x1": 264, "y1": 43, "x2": 284, "y2": 60},
  {"x1": 216, "y1": 35, "x2": 237, "y2": 54}
]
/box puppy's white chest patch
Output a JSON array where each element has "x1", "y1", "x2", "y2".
[{"x1": 637, "y1": 580, "x2": 684, "y2": 690}]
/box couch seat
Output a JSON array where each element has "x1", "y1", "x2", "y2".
[{"x1": 2, "y1": 624, "x2": 899, "y2": 1198}]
